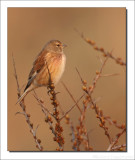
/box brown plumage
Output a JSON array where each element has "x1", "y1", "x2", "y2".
[{"x1": 17, "y1": 40, "x2": 66, "y2": 104}]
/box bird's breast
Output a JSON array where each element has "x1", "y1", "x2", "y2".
[
  {"x1": 34, "y1": 53, "x2": 66, "y2": 86},
  {"x1": 51, "y1": 53, "x2": 66, "y2": 84}
]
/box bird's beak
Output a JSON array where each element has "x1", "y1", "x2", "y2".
[{"x1": 63, "y1": 44, "x2": 67, "y2": 48}]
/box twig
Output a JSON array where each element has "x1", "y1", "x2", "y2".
[
  {"x1": 100, "y1": 73, "x2": 119, "y2": 77},
  {"x1": 107, "y1": 128, "x2": 126, "y2": 151},
  {"x1": 12, "y1": 53, "x2": 21, "y2": 95},
  {"x1": 75, "y1": 68, "x2": 84, "y2": 84},
  {"x1": 74, "y1": 29, "x2": 126, "y2": 66},
  {"x1": 76, "y1": 59, "x2": 112, "y2": 144},
  {"x1": 33, "y1": 89, "x2": 65, "y2": 151},
  {"x1": 33, "y1": 91, "x2": 54, "y2": 118},
  {"x1": 45, "y1": 59, "x2": 64, "y2": 151},
  {"x1": 111, "y1": 144, "x2": 126, "y2": 151},
  {"x1": 61, "y1": 81, "x2": 82, "y2": 113},
  {"x1": 78, "y1": 97, "x2": 93, "y2": 151},
  {"x1": 89, "y1": 57, "x2": 108, "y2": 94},
  {"x1": 56, "y1": 100, "x2": 77, "y2": 151},
  {"x1": 12, "y1": 53, "x2": 43, "y2": 151},
  {"x1": 65, "y1": 116, "x2": 77, "y2": 151},
  {"x1": 104, "y1": 116, "x2": 126, "y2": 129},
  {"x1": 63, "y1": 72, "x2": 93, "y2": 150},
  {"x1": 60, "y1": 94, "x2": 85, "y2": 121}
]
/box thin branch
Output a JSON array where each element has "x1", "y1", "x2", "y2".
[
  {"x1": 107, "y1": 128, "x2": 126, "y2": 151},
  {"x1": 100, "y1": 73, "x2": 120, "y2": 77},
  {"x1": 74, "y1": 29, "x2": 126, "y2": 66},
  {"x1": 61, "y1": 81, "x2": 82, "y2": 113},
  {"x1": 33, "y1": 91, "x2": 54, "y2": 118},
  {"x1": 97, "y1": 55, "x2": 103, "y2": 64},
  {"x1": 89, "y1": 57, "x2": 108, "y2": 94},
  {"x1": 111, "y1": 144, "x2": 126, "y2": 151},
  {"x1": 15, "y1": 112, "x2": 25, "y2": 116},
  {"x1": 75, "y1": 68, "x2": 84, "y2": 84},
  {"x1": 33, "y1": 90, "x2": 64, "y2": 150},
  {"x1": 45, "y1": 59, "x2": 64, "y2": 151},
  {"x1": 76, "y1": 59, "x2": 112, "y2": 144},
  {"x1": 35, "y1": 124, "x2": 40, "y2": 135},
  {"x1": 12, "y1": 52, "x2": 21, "y2": 95},
  {"x1": 12, "y1": 53, "x2": 43, "y2": 151},
  {"x1": 60, "y1": 94, "x2": 85, "y2": 121},
  {"x1": 104, "y1": 116, "x2": 126, "y2": 129}
]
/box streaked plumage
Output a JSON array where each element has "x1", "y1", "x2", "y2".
[{"x1": 17, "y1": 40, "x2": 66, "y2": 104}]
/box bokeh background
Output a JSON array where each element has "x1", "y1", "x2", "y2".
[{"x1": 8, "y1": 8, "x2": 126, "y2": 151}]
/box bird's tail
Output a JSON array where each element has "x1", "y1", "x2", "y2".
[{"x1": 16, "y1": 89, "x2": 28, "y2": 104}]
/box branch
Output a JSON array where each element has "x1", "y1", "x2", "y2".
[
  {"x1": 59, "y1": 94, "x2": 85, "y2": 121},
  {"x1": 107, "y1": 128, "x2": 126, "y2": 151},
  {"x1": 12, "y1": 53, "x2": 43, "y2": 151},
  {"x1": 76, "y1": 59, "x2": 112, "y2": 144},
  {"x1": 61, "y1": 81, "x2": 82, "y2": 113},
  {"x1": 100, "y1": 73, "x2": 119, "y2": 77},
  {"x1": 89, "y1": 57, "x2": 108, "y2": 94},
  {"x1": 74, "y1": 29, "x2": 126, "y2": 66},
  {"x1": 33, "y1": 90, "x2": 65, "y2": 150},
  {"x1": 111, "y1": 144, "x2": 126, "y2": 151},
  {"x1": 33, "y1": 91, "x2": 54, "y2": 118},
  {"x1": 104, "y1": 116, "x2": 126, "y2": 129},
  {"x1": 45, "y1": 59, "x2": 64, "y2": 151}
]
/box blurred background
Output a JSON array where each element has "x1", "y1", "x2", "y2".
[{"x1": 8, "y1": 8, "x2": 126, "y2": 151}]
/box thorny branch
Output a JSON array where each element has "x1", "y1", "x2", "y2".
[{"x1": 12, "y1": 53, "x2": 43, "y2": 151}]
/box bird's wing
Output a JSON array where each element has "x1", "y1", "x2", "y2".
[{"x1": 24, "y1": 50, "x2": 48, "y2": 91}]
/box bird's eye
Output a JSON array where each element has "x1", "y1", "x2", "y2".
[{"x1": 57, "y1": 44, "x2": 60, "y2": 47}]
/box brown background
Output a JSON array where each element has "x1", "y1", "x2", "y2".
[{"x1": 8, "y1": 8, "x2": 126, "y2": 151}]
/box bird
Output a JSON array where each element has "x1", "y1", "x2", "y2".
[{"x1": 16, "y1": 40, "x2": 67, "y2": 104}]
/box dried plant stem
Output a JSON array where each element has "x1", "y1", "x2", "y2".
[
  {"x1": 77, "y1": 98, "x2": 93, "y2": 151},
  {"x1": 45, "y1": 60, "x2": 64, "y2": 151},
  {"x1": 12, "y1": 53, "x2": 43, "y2": 151},
  {"x1": 91, "y1": 101, "x2": 112, "y2": 144},
  {"x1": 65, "y1": 114, "x2": 77, "y2": 151},
  {"x1": 76, "y1": 56, "x2": 126, "y2": 149},
  {"x1": 104, "y1": 116, "x2": 126, "y2": 129},
  {"x1": 33, "y1": 91, "x2": 60, "y2": 149},
  {"x1": 62, "y1": 82, "x2": 93, "y2": 151},
  {"x1": 12, "y1": 29, "x2": 126, "y2": 151},
  {"x1": 100, "y1": 73, "x2": 119, "y2": 77},
  {"x1": 75, "y1": 29, "x2": 126, "y2": 66},
  {"x1": 89, "y1": 57, "x2": 108, "y2": 94},
  {"x1": 33, "y1": 91, "x2": 54, "y2": 118},
  {"x1": 76, "y1": 58, "x2": 112, "y2": 144},
  {"x1": 59, "y1": 94, "x2": 84, "y2": 121},
  {"x1": 107, "y1": 128, "x2": 126, "y2": 151},
  {"x1": 61, "y1": 81, "x2": 82, "y2": 113},
  {"x1": 111, "y1": 144, "x2": 126, "y2": 151},
  {"x1": 54, "y1": 96, "x2": 77, "y2": 151}
]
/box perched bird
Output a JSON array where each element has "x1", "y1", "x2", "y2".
[{"x1": 17, "y1": 40, "x2": 66, "y2": 104}]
